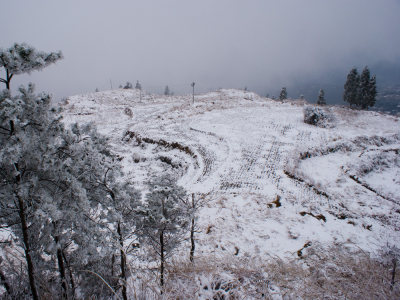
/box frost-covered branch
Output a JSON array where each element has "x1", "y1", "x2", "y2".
[{"x1": 0, "y1": 43, "x2": 62, "y2": 90}]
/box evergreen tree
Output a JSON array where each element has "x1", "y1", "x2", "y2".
[
  {"x1": 137, "y1": 175, "x2": 190, "y2": 288},
  {"x1": 359, "y1": 67, "x2": 371, "y2": 109},
  {"x1": 344, "y1": 67, "x2": 377, "y2": 109},
  {"x1": 0, "y1": 43, "x2": 62, "y2": 90},
  {"x1": 0, "y1": 85, "x2": 50, "y2": 299},
  {"x1": 0, "y1": 85, "x2": 133, "y2": 299},
  {"x1": 343, "y1": 68, "x2": 360, "y2": 107},
  {"x1": 317, "y1": 89, "x2": 326, "y2": 105},
  {"x1": 368, "y1": 75, "x2": 377, "y2": 108},
  {"x1": 0, "y1": 43, "x2": 140, "y2": 299},
  {"x1": 135, "y1": 80, "x2": 142, "y2": 90},
  {"x1": 164, "y1": 85, "x2": 170, "y2": 96},
  {"x1": 60, "y1": 123, "x2": 127, "y2": 299},
  {"x1": 359, "y1": 66, "x2": 377, "y2": 109},
  {"x1": 0, "y1": 85, "x2": 77, "y2": 298},
  {"x1": 279, "y1": 87, "x2": 287, "y2": 100},
  {"x1": 96, "y1": 169, "x2": 141, "y2": 300}
]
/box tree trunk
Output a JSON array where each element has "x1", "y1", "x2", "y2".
[
  {"x1": 111, "y1": 253, "x2": 118, "y2": 290},
  {"x1": 5, "y1": 69, "x2": 12, "y2": 90},
  {"x1": 111, "y1": 253, "x2": 115, "y2": 278},
  {"x1": 190, "y1": 217, "x2": 195, "y2": 262},
  {"x1": 9, "y1": 120, "x2": 14, "y2": 136},
  {"x1": 117, "y1": 222, "x2": 127, "y2": 300},
  {"x1": 17, "y1": 195, "x2": 39, "y2": 300},
  {"x1": 55, "y1": 235, "x2": 68, "y2": 299},
  {"x1": 160, "y1": 230, "x2": 165, "y2": 288},
  {"x1": 190, "y1": 193, "x2": 196, "y2": 262},
  {"x1": 62, "y1": 252, "x2": 76, "y2": 298},
  {"x1": 391, "y1": 257, "x2": 397, "y2": 291}
]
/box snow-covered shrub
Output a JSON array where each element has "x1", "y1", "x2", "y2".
[
  {"x1": 124, "y1": 107, "x2": 133, "y2": 117},
  {"x1": 132, "y1": 152, "x2": 146, "y2": 163},
  {"x1": 303, "y1": 106, "x2": 334, "y2": 127},
  {"x1": 123, "y1": 81, "x2": 133, "y2": 89}
]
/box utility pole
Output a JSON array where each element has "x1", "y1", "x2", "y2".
[
  {"x1": 110, "y1": 79, "x2": 113, "y2": 90},
  {"x1": 136, "y1": 80, "x2": 142, "y2": 102},
  {"x1": 191, "y1": 82, "x2": 195, "y2": 104}
]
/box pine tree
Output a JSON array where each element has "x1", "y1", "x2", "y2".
[
  {"x1": 137, "y1": 175, "x2": 190, "y2": 288},
  {"x1": 344, "y1": 67, "x2": 377, "y2": 109},
  {"x1": 0, "y1": 43, "x2": 62, "y2": 90},
  {"x1": 0, "y1": 85, "x2": 135, "y2": 299},
  {"x1": 368, "y1": 75, "x2": 377, "y2": 108},
  {"x1": 359, "y1": 67, "x2": 371, "y2": 109},
  {"x1": 98, "y1": 173, "x2": 141, "y2": 300},
  {"x1": 343, "y1": 68, "x2": 360, "y2": 107},
  {"x1": 164, "y1": 85, "x2": 170, "y2": 96},
  {"x1": 359, "y1": 66, "x2": 377, "y2": 109},
  {"x1": 317, "y1": 89, "x2": 326, "y2": 105},
  {"x1": 0, "y1": 84, "x2": 59, "y2": 299},
  {"x1": 0, "y1": 43, "x2": 140, "y2": 299},
  {"x1": 279, "y1": 87, "x2": 287, "y2": 100},
  {"x1": 60, "y1": 124, "x2": 123, "y2": 298}
]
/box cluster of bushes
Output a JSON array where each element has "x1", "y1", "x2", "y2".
[{"x1": 303, "y1": 106, "x2": 334, "y2": 127}]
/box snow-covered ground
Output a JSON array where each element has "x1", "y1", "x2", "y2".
[{"x1": 62, "y1": 88, "x2": 400, "y2": 261}]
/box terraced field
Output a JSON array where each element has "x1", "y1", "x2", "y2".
[{"x1": 63, "y1": 89, "x2": 400, "y2": 259}]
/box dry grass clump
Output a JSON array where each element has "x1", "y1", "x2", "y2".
[
  {"x1": 163, "y1": 256, "x2": 273, "y2": 299},
  {"x1": 297, "y1": 244, "x2": 399, "y2": 299},
  {"x1": 146, "y1": 243, "x2": 400, "y2": 299}
]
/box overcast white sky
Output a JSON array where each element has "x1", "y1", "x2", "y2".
[{"x1": 1, "y1": 0, "x2": 400, "y2": 100}]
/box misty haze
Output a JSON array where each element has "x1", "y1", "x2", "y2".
[{"x1": 1, "y1": 1, "x2": 400, "y2": 299}]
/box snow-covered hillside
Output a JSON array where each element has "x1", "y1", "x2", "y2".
[{"x1": 62, "y1": 88, "x2": 400, "y2": 262}]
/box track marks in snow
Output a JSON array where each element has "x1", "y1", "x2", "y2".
[
  {"x1": 196, "y1": 145, "x2": 216, "y2": 182},
  {"x1": 187, "y1": 127, "x2": 230, "y2": 185},
  {"x1": 64, "y1": 90, "x2": 400, "y2": 260}
]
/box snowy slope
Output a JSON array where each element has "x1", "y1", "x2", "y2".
[{"x1": 62, "y1": 89, "x2": 400, "y2": 261}]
